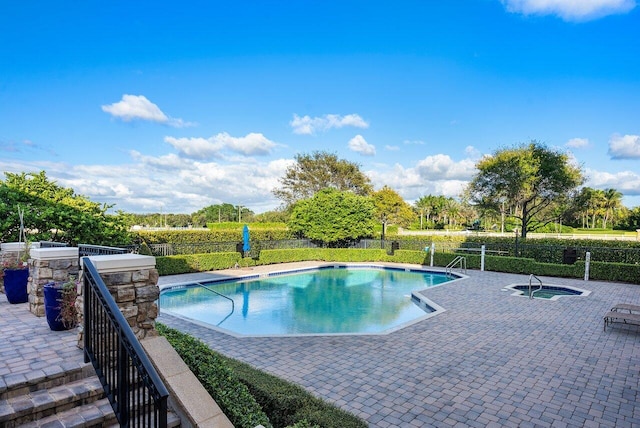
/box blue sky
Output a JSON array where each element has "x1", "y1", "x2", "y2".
[{"x1": 1, "y1": 0, "x2": 639, "y2": 214}]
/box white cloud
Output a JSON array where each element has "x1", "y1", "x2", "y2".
[
  {"x1": 348, "y1": 135, "x2": 376, "y2": 156},
  {"x1": 290, "y1": 113, "x2": 369, "y2": 135},
  {"x1": 214, "y1": 132, "x2": 278, "y2": 156},
  {"x1": 165, "y1": 132, "x2": 277, "y2": 160},
  {"x1": 102, "y1": 94, "x2": 195, "y2": 128},
  {"x1": 385, "y1": 145, "x2": 400, "y2": 151},
  {"x1": 608, "y1": 134, "x2": 640, "y2": 159},
  {"x1": 366, "y1": 155, "x2": 478, "y2": 203},
  {"x1": 587, "y1": 168, "x2": 640, "y2": 195},
  {"x1": 566, "y1": 137, "x2": 590, "y2": 149},
  {"x1": 501, "y1": 0, "x2": 636, "y2": 21},
  {"x1": 415, "y1": 154, "x2": 477, "y2": 181},
  {"x1": 403, "y1": 139, "x2": 425, "y2": 145}
]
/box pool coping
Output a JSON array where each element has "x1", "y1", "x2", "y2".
[{"x1": 158, "y1": 262, "x2": 468, "y2": 338}]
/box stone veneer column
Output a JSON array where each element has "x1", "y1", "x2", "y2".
[
  {"x1": 28, "y1": 247, "x2": 80, "y2": 316},
  {"x1": 0, "y1": 242, "x2": 27, "y2": 294},
  {"x1": 83, "y1": 254, "x2": 160, "y2": 341}
]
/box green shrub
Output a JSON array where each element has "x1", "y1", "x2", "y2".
[
  {"x1": 585, "y1": 261, "x2": 640, "y2": 283},
  {"x1": 156, "y1": 252, "x2": 245, "y2": 275},
  {"x1": 135, "y1": 228, "x2": 294, "y2": 245},
  {"x1": 156, "y1": 324, "x2": 272, "y2": 428}
]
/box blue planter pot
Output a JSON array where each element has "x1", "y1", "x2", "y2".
[
  {"x1": 44, "y1": 283, "x2": 69, "y2": 331},
  {"x1": 3, "y1": 268, "x2": 29, "y2": 304}
]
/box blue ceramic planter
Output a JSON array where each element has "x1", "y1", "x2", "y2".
[
  {"x1": 43, "y1": 283, "x2": 68, "y2": 331},
  {"x1": 3, "y1": 268, "x2": 29, "y2": 304}
]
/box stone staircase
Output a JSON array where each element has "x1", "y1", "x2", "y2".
[{"x1": 0, "y1": 363, "x2": 180, "y2": 427}]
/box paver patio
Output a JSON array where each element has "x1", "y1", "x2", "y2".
[
  {"x1": 158, "y1": 264, "x2": 640, "y2": 427},
  {"x1": 2, "y1": 263, "x2": 638, "y2": 426}
]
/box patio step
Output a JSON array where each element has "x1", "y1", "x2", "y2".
[
  {"x1": 0, "y1": 364, "x2": 180, "y2": 427},
  {"x1": 0, "y1": 371, "x2": 110, "y2": 426}
]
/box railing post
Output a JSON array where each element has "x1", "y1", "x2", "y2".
[
  {"x1": 117, "y1": 337, "x2": 129, "y2": 426},
  {"x1": 83, "y1": 274, "x2": 91, "y2": 363},
  {"x1": 481, "y1": 245, "x2": 486, "y2": 271},
  {"x1": 584, "y1": 252, "x2": 591, "y2": 281}
]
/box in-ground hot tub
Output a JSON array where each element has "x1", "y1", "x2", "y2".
[{"x1": 502, "y1": 283, "x2": 591, "y2": 300}]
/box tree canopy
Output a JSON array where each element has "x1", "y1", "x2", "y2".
[
  {"x1": 0, "y1": 171, "x2": 130, "y2": 245},
  {"x1": 371, "y1": 186, "x2": 417, "y2": 229},
  {"x1": 273, "y1": 151, "x2": 373, "y2": 208},
  {"x1": 466, "y1": 142, "x2": 583, "y2": 238},
  {"x1": 288, "y1": 188, "x2": 376, "y2": 246}
]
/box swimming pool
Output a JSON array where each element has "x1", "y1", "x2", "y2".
[{"x1": 159, "y1": 265, "x2": 457, "y2": 336}]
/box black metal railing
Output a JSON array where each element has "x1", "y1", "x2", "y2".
[
  {"x1": 79, "y1": 244, "x2": 129, "y2": 257},
  {"x1": 83, "y1": 258, "x2": 168, "y2": 427}
]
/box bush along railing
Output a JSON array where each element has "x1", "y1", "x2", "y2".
[{"x1": 82, "y1": 257, "x2": 168, "y2": 427}]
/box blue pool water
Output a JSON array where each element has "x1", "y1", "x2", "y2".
[{"x1": 159, "y1": 266, "x2": 455, "y2": 336}]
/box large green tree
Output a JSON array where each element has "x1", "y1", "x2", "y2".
[
  {"x1": 273, "y1": 151, "x2": 373, "y2": 208},
  {"x1": 466, "y1": 142, "x2": 583, "y2": 238},
  {"x1": 0, "y1": 171, "x2": 130, "y2": 245},
  {"x1": 288, "y1": 188, "x2": 376, "y2": 246},
  {"x1": 371, "y1": 186, "x2": 416, "y2": 233},
  {"x1": 192, "y1": 203, "x2": 254, "y2": 226}
]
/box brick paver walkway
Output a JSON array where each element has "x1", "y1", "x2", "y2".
[
  {"x1": 0, "y1": 294, "x2": 85, "y2": 390},
  {"x1": 159, "y1": 265, "x2": 640, "y2": 427}
]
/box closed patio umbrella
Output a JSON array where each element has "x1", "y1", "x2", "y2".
[{"x1": 242, "y1": 224, "x2": 251, "y2": 257}]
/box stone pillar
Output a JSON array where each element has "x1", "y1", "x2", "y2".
[
  {"x1": 1, "y1": 242, "x2": 28, "y2": 294},
  {"x1": 84, "y1": 254, "x2": 159, "y2": 341},
  {"x1": 28, "y1": 247, "x2": 80, "y2": 316}
]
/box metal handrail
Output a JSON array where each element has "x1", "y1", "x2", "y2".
[
  {"x1": 446, "y1": 256, "x2": 467, "y2": 275},
  {"x1": 83, "y1": 257, "x2": 168, "y2": 427},
  {"x1": 528, "y1": 274, "x2": 543, "y2": 299},
  {"x1": 193, "y1": 282, "x2": 235, "y2": 325}
]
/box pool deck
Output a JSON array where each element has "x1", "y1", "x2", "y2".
[
  {"x1": 158, "y1": 262, "x2": 640, "y2": 427},
  {"x1": 1, "y1": 263, "x2": 638, "y2": 427}
]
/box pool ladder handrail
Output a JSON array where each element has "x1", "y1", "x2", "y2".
[
  {"x1": 446, "y1": 256, "x2": 467, "y2": 276},
  {"x1": 194, "y1": 282, "x2": 235, "y2": 325},
  {"x1": 528, "y1": 274, "x2": 543, "y2": 299}
]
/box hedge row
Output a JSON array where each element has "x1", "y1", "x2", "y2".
[
  {"x1": 157, "y1": 324, "x2": 367, "y2": 428},
  {"x1": 156, "y1": 323, "x2": 271, "y2": 428},
  {"x1": 156, "y1": 248, "x2": 640, "y2": 284},
  {"x1": 136, "y1": 228, "x2": 294, "y2": 244}
]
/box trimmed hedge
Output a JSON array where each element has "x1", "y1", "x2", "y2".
[
  {"x1": 136, "y1": 228, "x2": 294, "y2": 245},
  {"x1": 156, "y1": 252, "x2": 243, "y2": 274},
  {"x1": 157, "y1": 324, "x2": 367, "y2": 428},
  {"x1": 156, "y1": 248, "x2": 640, "y2": 284},
  {"x1": 156, "y1": 324, "x2": 271, "y2": 428}
]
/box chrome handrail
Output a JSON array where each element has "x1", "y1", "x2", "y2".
[
  {"x1": 194, "y1": 282, "x2": 235, "y2": 324},
  {"x1": 529, "y1": 274, "x2": 543, "y2": 299},
  {"x1": 446, "y1": 256, "x2": 467, "y2": 276}
]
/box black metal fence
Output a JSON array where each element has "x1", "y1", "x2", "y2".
[
  {"x1": 83, "y1": 258, "x2": 168, "y2": 427},
  {"x1": 79, "y1": 244, "x2": 129, "y2": 257}
]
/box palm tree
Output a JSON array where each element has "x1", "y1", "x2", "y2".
[{"x1": 602, "y1": 188, "x2": 623, "y2": 229}]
